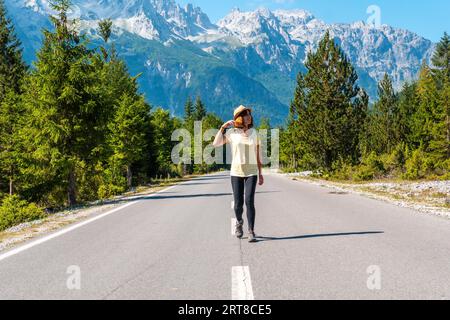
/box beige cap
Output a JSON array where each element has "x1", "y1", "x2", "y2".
[{"x1": 233, "y1": 105, "x2": 252, "y2": 120}]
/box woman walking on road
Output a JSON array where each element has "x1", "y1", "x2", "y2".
[{"x1": 213, "y1": 105, "x2": 264, "y2": 243}]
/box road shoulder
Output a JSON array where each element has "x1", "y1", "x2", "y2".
[{"x1": 278, "y1": 173, "x2": 450, "y2": 220}]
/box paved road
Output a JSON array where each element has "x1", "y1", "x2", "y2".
[{"x1": 1, "y1": 172, "x2": 450, "y2": 300}]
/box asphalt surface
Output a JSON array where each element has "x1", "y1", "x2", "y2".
[{"x1": 0, "y1": 171, "x2": 450, "y2": 300}]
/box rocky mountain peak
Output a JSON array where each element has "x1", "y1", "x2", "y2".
[{"x1": 4, "y1": 0, "x2": 437, "y2": 124}]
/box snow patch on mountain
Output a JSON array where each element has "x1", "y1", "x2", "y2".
[
  {"x1": 3, "y1": 0, "x2": 438, "y2": 122},
  {"x1": 211, "y1": 6, "x2": 435, "y2": 89}
]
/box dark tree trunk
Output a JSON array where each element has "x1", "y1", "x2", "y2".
[
  {"x1": 68, "y1": 168, "x2": 77, "y2": 206},
  {"x1": 324, "y1": 150, "x2": 332, "y2": 171},
  {"x1": 447, "y1": 114, "x2": 450, "y2": 158},
  {"x1": 9, "y1": 176, "x2": 13, "y2": 196},
  {"x1": 127, "y1": 165, "x2": 132, "y2": 189}
]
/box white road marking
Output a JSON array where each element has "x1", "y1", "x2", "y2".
[
  {"x1": 231, "y1": 266, "x2": 254, "y2": 300},
  {"x1": 231, "y1": 200, "x2": 234, "y2": 210},
  {"x1": 231, "y1": 218, "x2": 237, "y2": 235},
  {"x1": 0, "y1": 184, "x2": 180, "y2": 263}
]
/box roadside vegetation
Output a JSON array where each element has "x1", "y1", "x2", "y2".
[{"x1": 280, "y1": 32, "x2": 449, "y2": 183}]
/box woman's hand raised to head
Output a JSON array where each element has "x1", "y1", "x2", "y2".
[
  {"x1": 221, "y1": 120, "x2": 235, "y2": 130},
  {"x1": 214, "y1": 120, "x2": 235, "y2": 148}
]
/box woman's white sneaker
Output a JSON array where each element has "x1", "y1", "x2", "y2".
[{"x1": 248, "y1": 231, "x2": 257, "y2": 243}]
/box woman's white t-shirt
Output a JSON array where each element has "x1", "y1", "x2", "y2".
[{"x1": 225, "y1": 128, "x2": 260, "y2": 177}]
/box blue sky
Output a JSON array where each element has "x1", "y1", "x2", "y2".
[{"x1": 177, "y1": 0, "x2": 449, "y2": 42}]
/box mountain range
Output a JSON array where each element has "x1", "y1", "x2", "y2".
[{"x1": 5, "y1": 0, "x2": 436, "y2": 125}]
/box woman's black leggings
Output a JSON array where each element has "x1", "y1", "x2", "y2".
[{"x1": 231, "y1": 175, "x2": 258, "y2": 232}]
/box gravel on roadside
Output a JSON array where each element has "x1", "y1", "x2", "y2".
[{"x1": 281, "y1": 172, "x2": 450, "y2": 219}]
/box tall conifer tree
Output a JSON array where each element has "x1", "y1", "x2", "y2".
[
  {"x1": 0, "y1": 0, "x2": 27, "y2": 195},
  {"x1": 295, "y1": 31, "x2": 367, "y2": 170},
  {"x1": 22, "y1": 0, "x2": 104, "y2": 206}
]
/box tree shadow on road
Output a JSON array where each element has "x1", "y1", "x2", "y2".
[
  {"x1": 139, "y1": 190, "x2": 280, "y2": 200},
  {"x1": 175, "y1": 182, "x2": 221, "y2": 186},
  {"x1": 254, "y1": 231, "x2": 384, "y2": 242},
  {"x1": 186, "y1": 175, "x2": 230, "y2": 181},
  {"x1": 97, "y1": 190, "x2": 281, "y2": 207},
  {"x1": 142, "y1": 192, "x2": 234, "y2": 200}
]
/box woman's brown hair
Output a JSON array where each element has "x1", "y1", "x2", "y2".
[{"x1": 234, "y1": 110, "x2": 254, "y2": 129}]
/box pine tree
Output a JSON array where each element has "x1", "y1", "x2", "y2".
[
  {"x1": 353, "y1": 88, "x2": 369, "y2": 157},
  {"x1": 257, "y1": 117, "x2": 271, "y2": 168},
  {"x1": 22, "y1": 0, "x2": 105, "y2": 206},
  {"x1": 412, "y1": 64, "x2": 439, "y2": 151},
  {"x1": 108, "y1": 94, "x2": 150, "y2": 189},
  {"x1": 98, "y1": 19, "x2": 113, "y2": 61},
  {"x1": 94, "y1": 18, "x2": 141, "y2": 163},
  {"x1": 430, "y1": 33, "x2": 450, "y2": 163},
  {"x1": 428, "y1": 80, "x2": 450, "y2": 168},
  {"x1": 95, "y1": 17, "x2": 155, "y2": 191},
  {"x1": 184, "y1": 96, "x2": 194, "y2": 121},
  {"x1": 432, "y1": 32, "x2": 450, "y2": 82},
  {"x1": 199, "y1": 113, "x2": 223, "y2": 173},
  {"x1": 97, "y1": 18, "x2": 138, "y2": 108},
  {"x1": 281, "y1": 73, "x2": 309, "y2": 170},
  {"x1": 194, "y1": 95, "x2": 207, "y2": 121},
  {"x1": 397, "y1": 82, "x2": 419, "y2": 148},
  {"x1": 0, "y1": 0, "x2": 27, "y2": 196},
  {"x1": 150, "y1": 108, "x2": 180, "y2": 176},
  {"x1": 364, "y1": 74, "x2": 399, "y2": 155},
  {"x1": 0, "y1": 91, "x2": 25, "y2": 195},
  {"x1": 298, "y1": 31, "x2": 366, "y2": 170},
  {"x1": 0, "y1": 0, "x2": 27, "y2": 101}
]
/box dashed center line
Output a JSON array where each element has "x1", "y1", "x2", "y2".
[
  {"x1": 231, "y1": 218, "x2": 237, "y2": 236},
  {"x1": 231, "y1": 266, "x2": 254, "y2": 300}
]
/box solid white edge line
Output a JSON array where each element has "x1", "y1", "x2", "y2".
[
  {"x1": 0, "y1": 183, "x2": 182, "y2": 262},
  {"x1": 231, "y1": 266, "x2": 254, "y2": 300}
]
